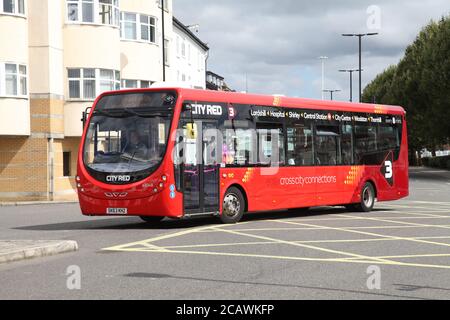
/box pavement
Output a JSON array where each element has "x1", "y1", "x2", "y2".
[
  {"x1": 0, "y1": 240, "x2": 78, "y2": 264},
  {"x1": 0, "y1": 166, "x2": 449, "y2": 300}
]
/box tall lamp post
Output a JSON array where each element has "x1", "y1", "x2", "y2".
[
  {"x1": 342, "y1": 33, "x2": 378, "y2": 102},
  {"x1": 161, "y1": 0, "x2": 166, "y2": 81},
  {"x1": 323, "y1": 89, "x2": 341, "y2": 101},
  {"x1": 318, "y1": 56, "x2": 328, "y2": 100},
  {"x1": 338, "y1": 68, "x2": 361, "y2": 102}
]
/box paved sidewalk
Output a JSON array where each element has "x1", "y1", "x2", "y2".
[
  {"x1": 0, "y1": 201, "x2": 78, "y2": 207},
  {"x1": 0, "y1": 240, "x2": 78, "y2": 264}
]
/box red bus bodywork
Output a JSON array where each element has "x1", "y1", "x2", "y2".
[{"x1": 77, "y1": 88, "x2": 408, "y2": 219}]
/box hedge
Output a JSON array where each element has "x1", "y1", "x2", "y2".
[{"x1": 421, "y1": 155, "x2": 450, "y2": 170}]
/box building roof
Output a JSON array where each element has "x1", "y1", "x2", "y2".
[
  {"x1": 206, "y1": 70, "x2": 224, "y2": 80},
  {"x1": 173, "y1": 17, "x2": 209, "y2": 52}
]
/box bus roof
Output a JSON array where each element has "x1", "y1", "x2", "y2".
[
  {"x1": 178, "y1": 88, "x2": 405, "y2": 115},
  {"x1": 103, "y1": 87, "x2": 406, "y2": 116}
]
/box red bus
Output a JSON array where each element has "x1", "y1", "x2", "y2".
[{"x1": 77, "y1": 88, "x2": 409, "y2": 224}]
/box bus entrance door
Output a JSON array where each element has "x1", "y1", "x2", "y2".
[{"x1": 182, "y1": 121, "x2": 220, "y2": 215}]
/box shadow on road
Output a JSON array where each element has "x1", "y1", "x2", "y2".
[{"x1": 14, "y1": 206, "x2": 394, "y2": 232}]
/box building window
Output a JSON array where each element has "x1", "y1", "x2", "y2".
[
  {"x1": 187, "y1": 44, "x2": 191, "y2": 64},
  {"x1": 63, "y1": 152, "x2": 71, "y2": 177},
  {"x1": 68, "y1": 68, "x2": 120, "y2": 100},
  {"x1": 181, "y1": 39, "x2": 186, "y2": 58},
  {"x1": 66, "y1": 0, "x2": 119, "y2": 27},
  {"x1": 121, "y1": 79, "x2": 153, "y2": 89},
  {"x1": 158, "y1": 0, "x2": 169, "y2": 11},
  {"x1": 0, "y1": 63, "x2": 27, "y2": 97},
  {"x1": 1, "y1": 0, "x2": 25, "y2": 15},
  {"x1": 164, "y1": 38, "x2": 169, "y2": 65},
  {"x1": 120, "y1": 12, "x2": 156, "y2": 43},
  {"x1": 140, "y1": 80, "x2": 151, "y2": 88}
]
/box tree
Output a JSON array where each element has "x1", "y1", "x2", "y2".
[{"x1": 363, "y1": 15, "x2": 450, "y2": 164}]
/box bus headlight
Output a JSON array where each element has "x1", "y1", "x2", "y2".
[{"x1": 161, "y1": 175, "x2": 167, "y2": 182}]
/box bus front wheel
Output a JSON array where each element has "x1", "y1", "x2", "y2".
[
  {"x1": 348, "y1": 182, "x2": 376, "y2": 212},
  {"x1": 220, "y1": 187, "x2": 245, "y2": 224},
  {"x1": 140, "y1": 216, "x2": 164, "y2": 223}
]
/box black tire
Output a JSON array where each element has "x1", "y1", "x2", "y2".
[
  {"x1": 139, "y1": 216, "x2": 164, "y2": 223},
  {"x1": 220, "y1": 187, "x2": 245, "y2": 224},
  {"x1": 354, "y1": 182, "x2": 376, "y2": 212}
]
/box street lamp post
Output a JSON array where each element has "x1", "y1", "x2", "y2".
[
  {"x1": 323, "y1": 89, "x2": 341, "y2": 101},
  {"x1": 161, "y1": 0, "x2": 166, "y2": 81},
  {"x1": 319, "y1": 56, "x2": 328, "y2": 100},
  {"x1": 342, "y1": 33, "x2": 378, "y2": 102},
  {"x1": 339, "y1": 69, "x2": 362, "y2": 102}
]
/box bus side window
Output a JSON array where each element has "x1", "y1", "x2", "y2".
[
  {"x1": 286, "y1": 123, "x2": 313, "y2": 166},
  {"x1": 341, "y1": 124, "x2": 353, "y2": 165},
  {"x1": 354, "y1": 124, "x2": 378, "y2": 164},
  {"x1": 256, "y1": 123, "x2": 285, "y2": 166},
  {"x1": 315, "y1": 125, "x2": 341, "y2": 166}
]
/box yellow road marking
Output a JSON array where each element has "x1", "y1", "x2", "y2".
[
  {"x1": 209, "y1": 226, "x2": 396, "y2": 264},
  {"x1": 382, "y1": 203, "x2": 450, "y2": 213},
  {"x1": 103, "y1": 224, "x2": 221, "y2": 251},
  {"x1": 339, "y1": 214, "x2": 450, "y2": 248},
  {"x1": 104, "y1": 244, "x2": 450, "y2": 270},
  {"x1": 102, "y1": 203, "x2": 450, "y2": 270},
  {"x1": 278, "y1": 218, "x2": 450, "y2": 252},
  {"x1": 198, "y1": 224, "x2": 450, "y2": 233},
  {"x1": 161, "y1": 236, "x2": 450, "y2": 250},
  {"x1": 343, "y1": 253, "x2": 450, "y2": 260}
]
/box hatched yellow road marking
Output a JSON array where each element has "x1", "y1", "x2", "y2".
[
  {"x1": 277, "y1": 218, "x2": 450, "y2": 251},
  {"x1": 342, "y1": 253, "x2": 450, "y2": 260},
  {"x1": 382, "y1": 203, "x2": 450, "y2": 213},
  {"x1": 103, "y1": 224, "x2": 223, "y2": 251},
  {"x1": 102, "y1": 204, "x2": 450, "y2": 270},
  {"x1": 208, "y1": 226, "x2": 395, "y2": 264},
  {"x1": 162, "y1": 235, "x2": 450, "y2": 249},
  {"x1": 198, "y1": 224, "x2": 450, "y2": 233}
]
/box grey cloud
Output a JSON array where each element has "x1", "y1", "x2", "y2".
[{"x1": 175, "y1": 0, "x2": 449, "y2": 99}]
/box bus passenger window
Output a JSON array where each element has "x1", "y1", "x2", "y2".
[
  {"x1": 341, "y1": 124, "x2": 353, "y2": 165},
  {"x1": 286, "y1": 124, "x2": 313, "y2": 166},
  {"x1": 378, "y1": 125, "x2": 399, "y2": 151},
  {"x1": 354, "y1": 125, "x2": 378, "y2": 163},
  {"x1": 256, "y1": 124, "x2": 285, "y2": 166},
  {"x1": 315, "y1": 126, "x2": 341, "y2": 166},
  {"x1": 222, "y1": 128, "x2": 256, "y2": 166}
]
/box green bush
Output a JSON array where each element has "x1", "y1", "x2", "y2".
[{"x1": 422, "y1": 155, "x2": 450, "y2": 169}]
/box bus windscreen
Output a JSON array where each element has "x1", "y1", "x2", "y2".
[{"x1": 82, "y1": 91, "x2": 176, "y2": 184}]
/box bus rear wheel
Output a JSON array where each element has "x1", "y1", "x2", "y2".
[
  {"x1": 220, "y1": 187, "x2": 245, "y2": 224},
  {"x1": 139, "y1": 216, "x2": 164, "y2": 223},
  {"x1": 348, "y1": 182, "x2": 376, "y2": 212}
]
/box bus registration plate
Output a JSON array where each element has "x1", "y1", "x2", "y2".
[{"x1": 107, "y1": 208, "x2": 127, "y2": 215}]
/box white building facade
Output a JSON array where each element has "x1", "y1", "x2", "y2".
[
  {"x1": 0, "y1": 0, "x2": 209, "y2": 201},
  {"x1": 170, "y1": 17, "x2": 208, "y2": 89}
]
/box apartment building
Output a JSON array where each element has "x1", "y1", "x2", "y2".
[
  {"x1": 172, "y1": 17, "x2": 208, "y2": 89},
  {"x1": 0, "y1": 0, "x2": 209, "y2": 201}
]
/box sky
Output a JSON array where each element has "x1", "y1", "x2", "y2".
[{"x1": 174, "y1": 0, "x2": 449, "y2": 101}]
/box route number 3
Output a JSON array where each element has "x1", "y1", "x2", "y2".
[{"x1": 384, "y1": 160, "x2": 393, "y2": 179}]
